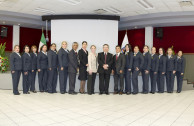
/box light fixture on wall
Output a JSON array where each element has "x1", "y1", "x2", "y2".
[
  {"x1": 137, "y1": 0, "x2": 154, "y2": 10},
  {"x1": 179, "y1": 0, "x2": 193, "y2": 7},
  {"x1": 34, "y1": 7, "x2": 55, "y2": 15},
  {"x1": 59, "y1": 0, "x2": 81, "y2": 5}
]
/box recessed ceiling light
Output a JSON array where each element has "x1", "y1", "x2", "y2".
[
  {"x1": 59, "y1": 0, "x2": 81, "y2": 5},
  {"x1": 137, "y1": 0, "x2": 154, "y2": 10},
  {"x1": 34, "y1": 7, "x2": 55, "y2": 14},
  {"x1": 134, "y1": 26, "x2": 137, "y2": 29},
  {"x1": 179, "y1": 0, "x2": 193, "y2": 7},
  {"x1": 2, "y1": 21, "x2": 5, "y2": 24}
]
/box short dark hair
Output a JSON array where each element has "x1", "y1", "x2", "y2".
[
  {"x1": 23, "y1": 45, "x2": 30, "y2": 53},
  {"x1": 115, "y1": 45, "x2": 121, "y2": 49},
  {"x1": 144, "y1": 45, "x2": 149, "y2": 49},
  {"x1": 103, "y1": 44, "x2": 109, "y2": 48},
  {"x1": 159, "y1": 48, "x2": 166, "y2": 56},
  {"x1": 50, "y1": 43, "x2": 57, "y2": 52},
  {"x1": 82, "y1": 41, "x2": 87, "y2": 45}
]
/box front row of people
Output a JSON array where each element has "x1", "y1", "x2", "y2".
[{"x1": 10, "y1": 42, "x2": 185, "y2": 95}]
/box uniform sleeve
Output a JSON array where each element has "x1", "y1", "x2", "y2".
[
  {"x1": 58, "y1": 50, "x2": 63, "y2": 68},
  {"x1": 37, "y1": 53, "x2": 41, "y2": 69},
  {"x1": 48, "y1": 51, "x2": 52, "y2": 68},
  {"x1": 181, "y1": 57, "x2": 186, "y2": 73},
  {"x1": 162, "y1": 56, "x2": 166, "y2": 73},
  {"x1": 128, "y1": 53, "x2": 133, "y2": 69},
  {"x1": 155, "y1": 56, "x2": 159, "y2": 72},
  {"x1": 146, "y1": 54, "x2": 151, "y2": 71},
  {"x1": 174, "y1": 56, "x2": 177, "y2": 71},
  {"x1": 10, "y1": 53, "x2": 15, "y2": 71},
  {"x1": 22, "y1": 54, "x2": 27, "y2": 72},
  {"x1": 139, "y1": 53, "x2": 144, "y2": 70},
  {"x1": 98, "y1": 53, "x2": 104, "y2": 67},
  {"x1": 121, "y1": 55, "x2": 126, "y2": 71}
]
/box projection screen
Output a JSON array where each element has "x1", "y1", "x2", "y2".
[{"x1": 51, "y1": 19, "x2": 118, "y2": 54}]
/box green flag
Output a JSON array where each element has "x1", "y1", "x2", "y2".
[{"x1": 39, "y1": 32, "x2": 46, "y2": 51}]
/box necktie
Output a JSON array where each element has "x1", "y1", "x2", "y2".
[
  {"x1": 105, "y1": 53, "x2": 107, "y2": 64},
  {"x1": 75, "y1": 52, "x2": 77, "y2": 55},
  {"x1": 116, "y1": 54, "x2": 118, "y2": 61}
]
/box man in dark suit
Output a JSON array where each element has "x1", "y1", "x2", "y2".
[
  {"x1": 98, "y1": 44, "x2": 113, "y2": 95},
  {"x1": 68, "y1": 42, "x2": 79, "y2": 95},
  {"x1": 58, "y1": 41, "x2": 69, "y2": 94},
  {"x1": 150, "y1": 47, "x2": 159, "y2": 94},
  {"x1": 112, "y1": 45, "x2": 126, "y2": 95}
]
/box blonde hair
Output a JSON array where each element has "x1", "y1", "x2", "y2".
[
  {"x1": 61, "y1": 41, "x2": 67, "y2": 46},
  {"x1": 90, "y1": 45, "x2": 96, "y2": 49},
  {"x1": 14, "y1": 45, "x2": 19, "y2": 49}
]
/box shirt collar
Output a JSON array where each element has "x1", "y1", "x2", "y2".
[{"x1": 42, "y1": 51, "x2": 47, "y2": 55}]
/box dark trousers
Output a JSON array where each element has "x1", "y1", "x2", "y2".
[
  {"x1": 132, "y1": 70, "x2": 140, "y2": 93},
  {"x1": 69, "y1": 72, "x2": 76, "y2": 93},
  {"x1": 59, "y1": 67, "x2": 68, "y2": 93},
  {"x1": 47, "y1": 68, "x2": 58, "y2": 93},
  {"x1": 38, "y1": 69, "x2": 48, "y2": 92},
  {"x1": 114, "y1": 72, "x2": 124, "y2": 92},
  {"x1": 99, "y1": 73, "x2": 110, "y2": 93},
  {"x1": 166, "y1": 71, "x2": 175, "y2": 92},
  {"x1": 157, "y1": 71, "x2": 165, "y2": 93},
  {"x1": 22, "y1": 70, "x2": 32, "y2": 93},
  {"x1": 30, "y1": 70, "x2": 36, "y2": 91},
  {"x1": 176, "y1": 71, "x2": 183, "y2": 92},
  {"x1": 150, "y1": 71, "x2": 157, "y2": 93},
  {"x1": 11, "y1": 70, "x2": 21, "y2": 94},
  {"x1": 125, "y1": 70, "x2": 131, "y2": 93},
  {"x1": 141, "y1": 70, "x2": 149, "y2": 93},
  {"x1": 87, "y1": 73, "x2": 96, "y2": 94}
]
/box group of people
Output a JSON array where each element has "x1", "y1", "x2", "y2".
[{"x1": 10, "y1": 41, "x2": 186, "y2": 95}]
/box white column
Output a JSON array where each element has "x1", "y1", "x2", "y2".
[
  {"x1": 12, "y1": 25, "x2": 20, "y2": 51},
  {"x1": 145, "y1": 26, "x2": 153, "y2": 50}
]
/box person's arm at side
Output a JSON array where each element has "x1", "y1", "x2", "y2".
[
  {"x1": 162, "y1": 56, "x2": 166, "y2": 74},
  {"x1": 181, "y1": 57, "x2": 186, "y2": 74},
  {"x1": 37, "y1": 53, "x2": 41, "y2": 71},
  {"x1": 147, "y1": 54, "x2": 151, "y2": 71},
  {"x1": 10, "y1": 54, "x2": 15, "y2": 72},
  {"x1": 47, "y1": 51, "x2": 52, "y2": 70},
  {"x1": 139, "y1": 53, "x2": 144, "y2": 70},
  {"x1": 173, "y1": 56, "x2": 177, "y2": 74},
  {"x1": 107, "y1": 54, "x2": 113, "y2": 69},
  {"x1": 155, "y1": 56, "x2": 159, "y2": 73},
  {"x1": 128, "y1": 53, "x2": 133, "y2": 70},
  {"x1": 120, "y1": 54, "x2": 126, "y2": 73},
  {"x1": 78, "y1": 50, "x2": 87, "y2": 66},
  {"x1": 98, "y1": 53, "x2": 104, "y2": 67},
  {"x1": 68, "y1": 51, "x2": 77, "y2": 69}
]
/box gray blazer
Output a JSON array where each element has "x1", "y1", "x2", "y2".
[
  {"x1": 158, "y1": 55, "x2": 166, "y2": 72},
  {"x1": 22, "y1": 53, "x2": 32, "y2": 72},
  {"x1": 132, "y1": 52, "x2": 144, "y2": 70},
  {"x1": 142, "y1": 52, "x2": 151, "y2": 71},
  {"x1": 68, "y1": 49, "x2": 79, "y2": 73},
  {"x1": 166, "y1": 55, "x2": 177, "y2": 72},
  {"x1": 151, "y1": 54, "x2": 159, "y2": 72},
  {"x1": 112, "y1": 53, "x2": 126, "y2": 74},
  {"x1": 176, "y1": 56, "x2": 186, "y2": 73},
  {"x1": 58, "y1": 48, "x2": 69, "y2": 68},
  {"x1": 10, "y1": 52, "x2": 22, "y2": 71}
]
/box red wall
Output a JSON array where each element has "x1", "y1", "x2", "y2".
[
  {"x1": 0, "y1": 25, "x2": 13, "y2": 51},
  {"x1": 118, "y1": 29, "x2": 145, "y2": 51},
  {"x1": 20, "y1": 27, "x2": 51, "y2": 52},
  {"x1": 153, "y1": 26, "x2": 194, "y2": 53}
]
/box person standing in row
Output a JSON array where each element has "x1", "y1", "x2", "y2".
[
  {"x1": 10, "y1": 45, "x2": 22, "y2": 95},
  {"x1": 176, "y1": 51, "x2": 186, "y2": 93},
  {"x1": 68, "y1": 42, "x2": 79, "y2": 95},
  {"x1": 47, "y1": 43, "x2": 58, "y2": 94},
  {"x1": 113, "y1": 45, "x2": 126, "y2": 95},
  {"x1": 78, "y1": 41, "x2": 88, "y2": 94},
  {"x1": 166, "y1": 47, "x2": 177, "y2": 93},
  {"x1": 132, "y1": 46, "x2": 144, "y2": 95},
  {"x1": 87, "y1": 45, "x2": 98, "y2": 95},
  {"x1": 98, "y1": 44, "x2": 113, "y2": 95},
  {"x1": 157, "y1": 48, "x2": 166, "y2": 93},
  {"x1": 30, "y1": 45, "x2": 37, "y2": 93},
  {"x1": 37, "y1": 45, "x2": 48, "y2": 92},
  {"x1": 22, "y1": 45, "x2": 32, "y2": 94},
  {"x1": 58, "y1": 41, "x2": 69, "y2": 94},
  {"x1": 142, "y1": 45, "x2": 151, "y2": 94},
  {"x1": 150, "y1": 47, "x2": 159, "y2": 94},
  {"x1": 124, "y1": 44, "x2": 133, "y2": 95}
]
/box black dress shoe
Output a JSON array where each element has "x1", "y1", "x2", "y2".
[
  {"x1": 114, "y1": 92, "x2": 118, "y2": 94},
  {"x1": 14, "y1": 93, "x2": 20, "y2": 95},
  {"x1": 27, "y1": 92, "x2": 30, "y2": 94},
  {"x1": 105, "y1": 92, "x2": 109, "y2": 95},
  {"x1": 99, "y1": 92, "x2": 103, "y2": 95},
  {"x1": 31, "y1": 91, "x2": 37, "y2": 93},
  {"x1": 88, "y1": 93, "x2": 92, "y2": 95},
  {"x1": 72, "y1": 92, "x2": 78, "y2": 95},
  {"x1": 53, "y1": 91, "x2": 57, "y2": 93},
  {"x1": 126, "y1": 92, "x2": 131, "y2": 95},
  {"x1": 132, "y1": 92, "x2": 138, "y2": 95},
  {"x1": 92, "y1": 92, "x2": 95, "y2": 94}
]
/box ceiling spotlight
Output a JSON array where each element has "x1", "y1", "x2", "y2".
[
  {"x1": 134, "y1": 26, "x2": 137, "y2": 29},
  {"x1": 2, "y1": 21, "x2": 5, "y2": 24}
]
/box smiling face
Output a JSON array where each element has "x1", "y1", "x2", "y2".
[
  {"x1": 51, "y1": 44, "x2": 56, "y2": 51},
  {"x1": 82, "y1": 42, "x2": 87, "y2": 50},
  {"x1": 178, "y1": 51, "x2": 183, "y2": 57},
  {"x1": 42, "y1": 45, "x2": 47, "y2": 52},
  {"x1": 115, "y1": 46, "x2": 121, "y2": 53},
  {"x1": 62, "y1": 42, "x2": 67, "y2": 49},
  {"x1": 151, "y1": 47, "x2": 156, "y2": 54},
  {"x1": 90, "y1": 45, "x2": 96, "y2": 53},
  {"x1": 72, "y1": 43, "x2": 78, "y2": 51},
  {"x1": 14, "y1": 46, "x2": 20, "y2": 53},
  {"x1": 143, "y1": 46, "x2": 149, "y2": 53},
  {"x1": 32, "y1": 47, "x2": 37, "y2": 53},
  {"x1": 167, "y1": 48, "x2": 172, "y2": 55},
  {"x1": 134, "y1": 46, "x2": 139, "y2": 53},
  {"x1": 24, "y1": 46, "x2": 30, "y2": 53},
  {"x1": 159, "y1": 48, "x2": 163, "y2": 55},
  {"x1": 103, "y1": 45, "x2": 109, "y2": 53},
  {"x1": 125, "y1": 45, "x2": 129, "y2": 52}
]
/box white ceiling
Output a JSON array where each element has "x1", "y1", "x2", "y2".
[
  {"x1": 1, "y1": 0, "x2": 194, "y2": 29},
  {"x1": 0, "y1": 0, "x2": 194, "y2": 17}
]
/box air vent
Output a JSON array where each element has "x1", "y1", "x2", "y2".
[
  {"x1": 60, "y1": 0, "x2": 81, "y2": 5},
  {"x1": 179, "y1": 0, "x2": 193, "y2": 7},
  {"x1": 94, "y1": 9, "x2": 107, "y2": 14},
  {"x1": 104, "y1": 6, "x2": 122, "y2": 14},
  {"x1": 137, "y1": 0, "x2": 154, "y2": 9}
]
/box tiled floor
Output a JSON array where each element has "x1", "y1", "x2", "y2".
[{"x1": 0, "y1": 90, "x2": 194, "y2": 126}]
